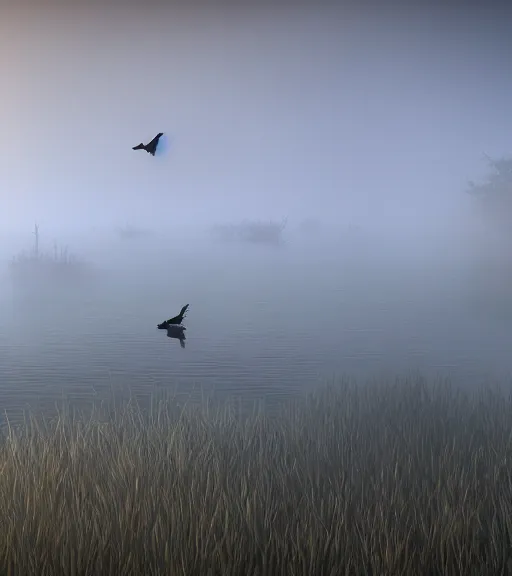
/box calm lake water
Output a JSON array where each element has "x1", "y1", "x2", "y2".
[{"x1": 0, "y1": 234, "x2": 510, "y2": 419}]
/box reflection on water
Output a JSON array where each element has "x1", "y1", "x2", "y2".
[{"x1": 165, "y1": 326, "x2": 187, "y2": 349}]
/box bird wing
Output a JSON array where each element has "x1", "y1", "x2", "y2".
[{"x1": 145, "y1": 133, "x2": 164, "y2": 155}]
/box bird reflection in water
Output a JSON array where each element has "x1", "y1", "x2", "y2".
[{"x1": 165, "y1": 325, "x2": 186, "y2": 349}]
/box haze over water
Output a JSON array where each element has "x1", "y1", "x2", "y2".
[{"x1": 1, "y1": 1, "x2": 511, "y2": 416}]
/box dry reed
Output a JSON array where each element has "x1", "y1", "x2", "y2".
[{"x1": 0, "y1": 377, "x2": 511, "y2": 575}]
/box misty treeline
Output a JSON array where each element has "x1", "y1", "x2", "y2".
[{"x1": 467, "y1": 153, "x2": 512, "y2": 236}]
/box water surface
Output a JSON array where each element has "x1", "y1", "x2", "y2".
[{"x1": 0, "y1": 235, "x2": 510, "y2": 419}]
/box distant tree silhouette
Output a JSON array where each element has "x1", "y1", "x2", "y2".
[
  {"x1": 467, "y1": 154, "x2": 512, "y2": 196},
  {"x1": 465, "y1": 154, "x2": 512, "y2": 304},
  {"x1": 466, "y1": 153, "x2": 512, "y2": 237}
]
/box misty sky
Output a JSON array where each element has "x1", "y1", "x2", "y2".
[{"x1": 1, "y1": 2, "x2": 511, "y2": 236}]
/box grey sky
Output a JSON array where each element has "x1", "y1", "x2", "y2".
[{"x1": 1, "y1": 2, "x2": 511, "y2": 236}]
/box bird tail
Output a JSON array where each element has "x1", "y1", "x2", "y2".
[{"x1": 178, "y1": 304, "x2": 189, "y2": 321}]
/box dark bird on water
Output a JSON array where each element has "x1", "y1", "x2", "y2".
[
  {"x1": 132, "y1": 132, "x2": 164, "y2": 156},
  {"x1": 157, "y1": 304, "x2": 189, "y2": 329}
]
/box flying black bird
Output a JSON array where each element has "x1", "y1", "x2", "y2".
[
  {"x1": 157, "y1": 304, "x2": 189, "y2": 329},
  {"x1": 132, "y1": 132, "x2": 164, "y2": 156}
]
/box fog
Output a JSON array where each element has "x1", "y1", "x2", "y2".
[
  {"x1": 2, "y1": 3, "x2": 510, "y2": 232},
  {"x1": 0, "y1": 1, "x2": 511, "y2": 412}
]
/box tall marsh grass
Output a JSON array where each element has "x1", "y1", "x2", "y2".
[
  {"x1": 0, "y1": 378, "x2": 512, "y2": 574},
  {"x1": 8, "y1": 224, "x2": 87, "y2": 284}
]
